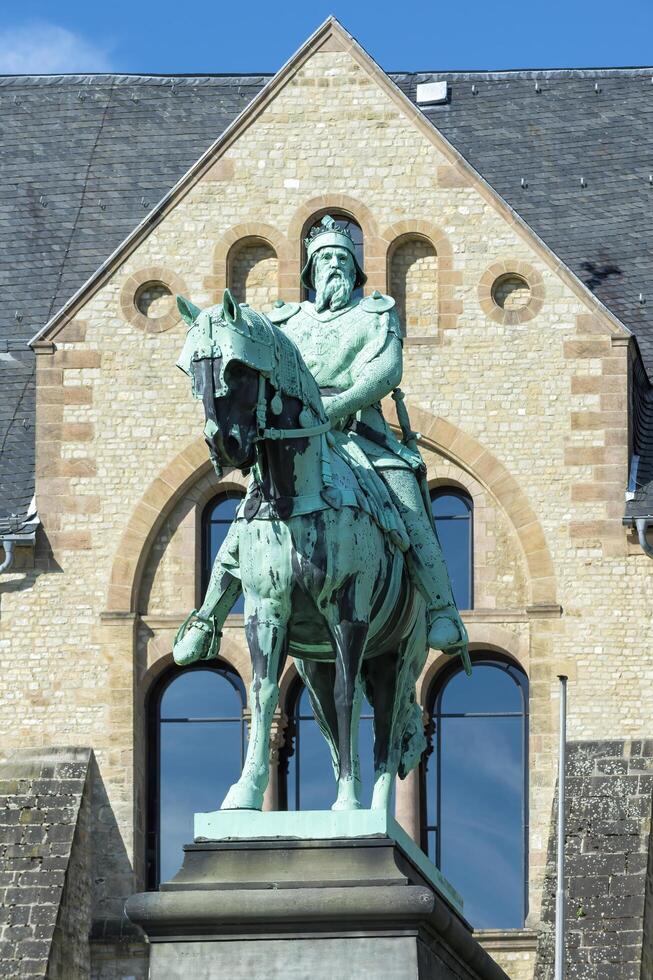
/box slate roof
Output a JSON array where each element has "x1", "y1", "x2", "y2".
[{"x1": 1, "y1": 67, "x2": 653, "y2": 528}]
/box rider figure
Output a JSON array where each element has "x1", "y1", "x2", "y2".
[{"x1": 174, "y1": 215, "x2": 468, "y2": 665}]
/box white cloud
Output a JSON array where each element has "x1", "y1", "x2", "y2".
[{"x1": 0, "y1": 23, "x2": 113, "y2": 74}]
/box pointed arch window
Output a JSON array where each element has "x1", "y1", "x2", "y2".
[
  {"x1": 202, "y1": 491, "x2": 245, "y2": 614},
  {"x1": 146, "y1": 664, "x2": 247, "y2": 888},
  {"x1": 431, "y1": 488, "x2": 473, "y2": 610},
  {"x1": 301, "y1": 211, "x2": 364, "y2": 303},
  {"x1": 423, "y1": 656, "x2": 529, "y2": 928}
]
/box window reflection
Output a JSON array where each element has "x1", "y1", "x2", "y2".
[
  {"x1": 148, "y1": 665, "x2": 246, "y2": 887},
  {"x1": 423, "y1": 657, "x2": 528, "y2": 929},
  {"x1": 281, "y1": 680, "x2": 380, "y2": 811},
  {"x1": 431, "y1": 489, "x2": 473, "y2": 610},
  {"x1": 202, "y1": 492, "x2": 245, "y2": 614}
]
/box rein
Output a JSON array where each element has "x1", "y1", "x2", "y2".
[{"x1": 252, "y1": 374, "x2": 332, "y2": 442}]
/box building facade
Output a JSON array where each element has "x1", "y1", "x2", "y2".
[{"x1": 2, "y1": 18, "x2": 653, "y2": 979}]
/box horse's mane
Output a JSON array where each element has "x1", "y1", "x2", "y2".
[{"x1": 243, "y1": 307, "x2": 327, "y2": 424}]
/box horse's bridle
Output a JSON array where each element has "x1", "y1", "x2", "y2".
[{"x1": 252, "y1": 373, "x2": 332, "y2": 443}]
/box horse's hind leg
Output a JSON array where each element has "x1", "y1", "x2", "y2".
[
  {"x1": 369, "y1": 618, "x2": 428, "y2": 811},
  {"x1": 362, "y1": 649, "x2": 401, "y2": 811},
  {"x1": 326, "y1": 576, "x2": 370, "y2": 811},
  {"x1": 221, "y1": 596, "x2": 288, "y2": 811},
  {"x1": 295, "y1": 659, "x2": 340, "y2": 782}
]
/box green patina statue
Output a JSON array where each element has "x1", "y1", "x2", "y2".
[{"x1": 173, "y1": 216, "x2": 469, "y2": 813}]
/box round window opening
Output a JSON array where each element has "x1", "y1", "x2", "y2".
[
  {"x1": 135, "y1": 281, "x2": 173, "y2": 319},
  {"x1": 492, "y1": 274, "x2": 531, "y2": 312}
]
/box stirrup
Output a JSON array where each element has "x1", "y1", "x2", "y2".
[{"x1": 175, "y1": 609, "x2": 222, "y2": 661}]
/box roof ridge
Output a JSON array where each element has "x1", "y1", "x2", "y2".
[{"x1": 2, "y1": 66, "x2": 653, "y2": 86}]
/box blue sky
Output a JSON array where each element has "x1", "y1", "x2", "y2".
[{"x1": 1, "y1": 0, "x2": 652, "y2": 75}]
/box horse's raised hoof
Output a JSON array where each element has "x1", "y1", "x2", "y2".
[
  {"x1": 173, "y1": 622, "x2": 216, "y2": 666},
  {"x1": 220, "y1": 782, "x2": 263, "y2": 811}
]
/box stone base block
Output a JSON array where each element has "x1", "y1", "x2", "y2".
[{"x1": 126, "y1": 826, "x2": 508, "y2": 980}]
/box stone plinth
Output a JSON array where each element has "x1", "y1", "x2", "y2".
[{"x1": 126, "y1": 811, "x2": 507, "y2": 980}]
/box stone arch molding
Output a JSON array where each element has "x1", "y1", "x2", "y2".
[
  {"x1": 385, "y1": 402, "x2": 557, "y2": 606},
  {"x1": 106, "y1": 437, "x2": 248, "y2": 613},
  {"x1": 286, "y1": 193, "x2": 386, "y2": 296},
  {"x1": 418, "y1": 624, "x2": 529, "y2": 705},
  {"x1": 107, "y1": 408, "x2": 556, "y2": 614},
  {"x1": 209, "y1": 222, "x2": 290, "y2": 299},
  {"x1": 382, "y1": 220, "x2": 460, "y2": 334}
]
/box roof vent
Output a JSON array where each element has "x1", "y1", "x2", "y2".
[{"x1": 416, "y1": 81, "x2": 449, "y2": 105}]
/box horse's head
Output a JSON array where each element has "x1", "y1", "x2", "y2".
[{"x1": 176, "y1": 289, "x2": 280, "y2": 471}]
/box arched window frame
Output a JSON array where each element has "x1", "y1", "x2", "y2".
[
  {"x1": 421, "y1": 652, "x2": 529, "y2": 926},
  {"x1": 145, "y1": 661, "x2": 247, "y2": 890},
  {"x1": 201, "y1": 490, "x2": 246, "y2": 611},
  {"x1": 430, "y1": 485, "x2": 474, "y2": 611},
  {"x1": 300, "y1": 210, "x2": 364, "y2": 303}
]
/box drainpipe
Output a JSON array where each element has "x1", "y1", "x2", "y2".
[
  {"x1": 555, "y1": 674, "x2": 568, "y2": 980},
  {"x1": 0, "y1": 505, "x2": 39, "y2": 573},
  {"x1": 0, "y1": 539, "x2": 15, "y2": 574},
  {"x1": 635, "y1": 518, "x2": 653, "y2": 559}
]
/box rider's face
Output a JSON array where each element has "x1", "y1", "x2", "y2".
[{"x1": 313, "y1": 247, "x2": 355, "y2": 312}]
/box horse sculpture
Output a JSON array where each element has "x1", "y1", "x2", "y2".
[{"x1": 175, "y1": 289, "x2": 431, "y2": 813}]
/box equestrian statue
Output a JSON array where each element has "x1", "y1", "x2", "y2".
[{"x1": 173, "y1": 215, "x2": 469, "y2": 813}]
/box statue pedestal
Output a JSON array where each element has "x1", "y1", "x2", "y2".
[{"x1": 125, "y1": 812, "x2": 507, "y2": 980}]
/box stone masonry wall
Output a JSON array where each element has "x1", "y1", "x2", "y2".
[
  {"x1": 229, "y1": 239, "x2": 278, "y2": 309},
  {"x1": 536, "y1": 740, "x2": 653, "y2": 979},
  {"x1": 47, "y1": 759, "x2": 92, "y2": 979},
  {"x1": 0, "y1": 33, "x2": 650, "y2": 979},
  {"x1": 0, "y1": 747, "x2": 92, "y2": 978},
  {"x1": 390, "y1": 236, "x2": 438, "y2": 338}
]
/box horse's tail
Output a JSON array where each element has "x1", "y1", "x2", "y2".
[{"x1": 398, "y1": 700, "x2": 427, "y2": 780}]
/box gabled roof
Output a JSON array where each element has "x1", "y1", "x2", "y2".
[
  {"x1": 0, "y1": 72, "x2": 267, "y2": 529},
  {"x1": 2, "y1": 19, "x2": 653, "y2": 525}
]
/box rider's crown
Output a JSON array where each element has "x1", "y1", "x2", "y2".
[
  {"x1": 301, "y1": 215, "x2": 367, "y2": 290},
  {"x1": 304, "y1": 214, "x2": 357, "y2": 261}
]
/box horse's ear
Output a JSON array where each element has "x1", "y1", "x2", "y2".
[
  {"x1": 177, "y1": 295, "x2": 201, "y2": 326},
  {"x1": 222, "y1": 288, "x2": 240, "y2": 325}
]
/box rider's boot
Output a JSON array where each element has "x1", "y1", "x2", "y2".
[
  {"x1": 173, "y1": 525, "x2": 243, "y2": 666},
  {"x1": 382, "y1": 469, "x2": 468, "y2": 656}
]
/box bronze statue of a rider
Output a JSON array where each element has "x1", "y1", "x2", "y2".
[{"x1": 174, "y1": 215, "x2": 468, "y2": 667}]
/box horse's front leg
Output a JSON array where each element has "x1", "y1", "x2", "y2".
[{"x1": 221, "y1": 596, "x2": 288, "y2": 811}]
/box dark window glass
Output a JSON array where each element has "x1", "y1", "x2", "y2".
[
  {"x1": 280, "y1": 680, "x2": 384, "y2": 811},
  {"x1": 423, "y1": 657, "x2": 528, "y2": 929},
  {"x1": 431, "y1": 489, "x2": 473, "y2": 610},
  {"x1": 147, "y1": 665, "x2": 246, "y2": 888},
  {"x1": 202, "y1": 492, "x2": 245, "y2": 614},
  {"x1": 303, "y1": 213, "x2": 364, "y2": 303}
]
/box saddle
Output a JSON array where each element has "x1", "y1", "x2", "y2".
[{"x1": 236, "y1": 429, "x2": 410, "y2": 554}]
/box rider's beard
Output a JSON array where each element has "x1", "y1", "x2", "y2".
[{"x1": 314, "y1": 267, "x2": 354, "y2": 313}]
